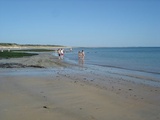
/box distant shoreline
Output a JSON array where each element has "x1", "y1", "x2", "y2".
[
  {"x1": 0, "y1": 43, "x2": 72, "y2": 50},
  {"x1": 1, "y1": 43, "x2": 159, "y2": 49}
]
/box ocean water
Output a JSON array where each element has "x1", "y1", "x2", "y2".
[{"x1": 64, "y1": 47, "x2": 160, "y2": 85}]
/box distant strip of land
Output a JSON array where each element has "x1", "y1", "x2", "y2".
[{"x1": 0, "y1": 43, "x2": 67, "y2": 50}]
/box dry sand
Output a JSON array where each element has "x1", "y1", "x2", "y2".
[{"x1": 0, "y1": 53, "x2": 160, "y2": 120}]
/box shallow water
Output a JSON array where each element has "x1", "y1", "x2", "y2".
[
  {"x1": 65, "y1": 47, "x2": 160, "y2": 73},
  {"x1": 64, "y1": 47, "x2": 160, "y2": 86}
]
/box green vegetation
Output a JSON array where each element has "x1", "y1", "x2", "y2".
[
  {"x1": 0, "y1": 43, "x2": 64, "y2": 47},
  {"x1": 0, "y1": 42, "x2": 62, "y2": 58},
  {"x1": 20, "y1": 44, "x2": 64, "y2": 47},
  {"x1": 0, "y1": 43, "x2": 18, "y2": 46},
  {"x1": 0, "y1": 51, "x2": 38, "y2": 59},
  {"x1": 12, "y1": 49, "x2": 55, "y2": 52}
]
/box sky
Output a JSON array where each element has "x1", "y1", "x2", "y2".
[{"x1": 0, "y1": 0, "x2": 160, "y2": 47}]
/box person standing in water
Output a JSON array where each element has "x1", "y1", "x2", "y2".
[
  {"x1": 78, "y1": 51, "x2": 82, "y2": 58},
  {"x1": 57, "y1": 49, "x2": 61, "y2": 59},
  {"x1": 81, "y1": 50, "x2": 85, "y2": 59},
  {"x1": 78, "y1": 50, "x2": 85, "y2": 66}
]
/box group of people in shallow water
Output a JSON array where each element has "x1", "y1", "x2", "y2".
[
  {"x1": 57, "y1": 48, "x2": 64, "y2": 59},
  {"x1": 57, "y1": 49, "x2": 85, "y2": 64}
]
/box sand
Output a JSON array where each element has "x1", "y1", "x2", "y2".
[
  {"x1": 0, "y1": 53, "x2": 160, "y2": 120},
  {"x1": 0, "y1": 52, "x2": 72, "y2": 68}
]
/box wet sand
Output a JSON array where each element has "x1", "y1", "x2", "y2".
[
  {"x1": 0, "y1": 52, "x2": 72, "y2": 68},
  {"x1": 0, "y1": 67, "x2": 160, "y2": 120}
]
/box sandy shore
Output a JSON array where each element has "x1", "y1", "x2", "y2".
[
  {"x1": 0, "y1": 52, "x2": 72, "y2": 68},
  {"x1": 0, "y1": 68, "x2": 159, "y2": 120},
  {"x1": 0, "y1": 53, "x2": 160, "y2": 120}
]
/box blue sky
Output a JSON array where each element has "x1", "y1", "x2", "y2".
[{"x1": 0, "y1": 0, "x2": 160, "y2": 47}]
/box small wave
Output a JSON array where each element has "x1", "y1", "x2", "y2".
[
  {"x1": 87, "y1": 64, "x2": 160, "y2": 87},
  {"x1": 91, "y1": 64, "x2": 160, "y2": 75}
]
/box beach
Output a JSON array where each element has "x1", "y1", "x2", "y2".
[
  {"x1": 0, "y1": 53, "x2": 160, "y2": 120},
  {"x1": 0, "y1": 52, "x2": 72, "y2": 68}
]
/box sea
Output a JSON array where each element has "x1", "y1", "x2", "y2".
[{"x1": 64, "y1": 47, "x2": 160, "y2": 87}]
